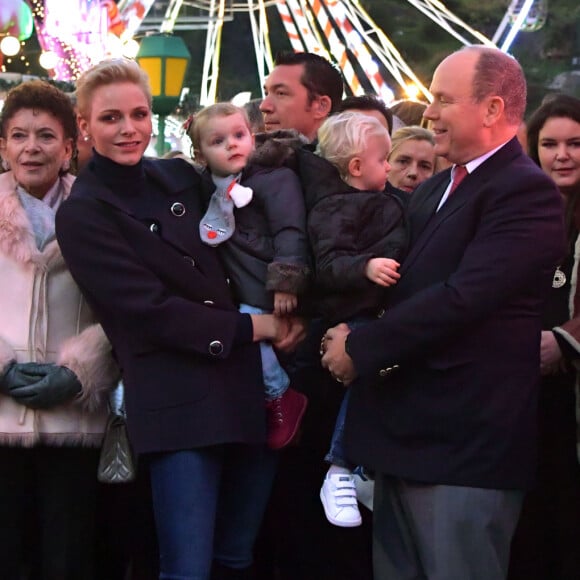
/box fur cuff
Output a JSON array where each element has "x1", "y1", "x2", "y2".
[
  {"x1": 57, "y1": 324, "x2": 120, "y2": 412},
  {"x1": 266, "y1": 262, "x2": 310, "y2": 294},
  {"x1": 250, "y1": 130, "x2": 310, "y2": 170},
  {"x1": 0, "y1": 335, "x2": 16, "y2": 374}
]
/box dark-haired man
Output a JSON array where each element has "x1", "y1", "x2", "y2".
[
  {"x1": 337, "y1": 93, "x2": 394, "y2": 134},
  {"x1": 255, "y1": 52, "x2": 375, "y2": 580},
  {"x1": 260, "y1": 51, "x2": 343, "y2": 141}
]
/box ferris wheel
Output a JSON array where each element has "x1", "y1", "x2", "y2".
[{"x1": 116, "y1": 0, "x2": 546, "y2": 106}]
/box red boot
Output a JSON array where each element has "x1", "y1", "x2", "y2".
[{"x1": 265, "y1": 387, "x2": 308, "y2": 450}]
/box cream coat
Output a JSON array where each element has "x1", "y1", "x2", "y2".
[{"x1": 0, "y1": 171, "x2": 119, "y2": 447}]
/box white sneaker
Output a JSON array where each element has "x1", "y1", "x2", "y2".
[{"x1": 320, "y1": 473, "x2": 362, "y2": 527}]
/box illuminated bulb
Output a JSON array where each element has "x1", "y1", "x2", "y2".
[
  {"x1": 1, "y1": 36, "x2": 21, "y2": 57},
  {"x1": 380, "y1": 86, "x2": 395, "y2": 105},
  {"x1": 365, "y1": 60, "x2": 379, "y2": 76},
  {"x1": 122, "y1": 38, "x2": 139, "y2": 59},
  {"x1": 347, "y1": 30, "x2": 362, "y2": 47},
  {"x1": 405, "y1": 83, "x2": 420, "y2": 100},
  {"x1": 106, "y1": 34, "x2": 123, "y2": 58},
  {"x1": 39, "y1": 50, "x2": 59, "y2": 70}
]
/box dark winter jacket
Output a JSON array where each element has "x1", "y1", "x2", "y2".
[
  {"x1": 296, "y1": 148, "x2": 409, "y2": 324},
  {"x1": 200, "y1": 154, "x2": 310, "y2": 311}
]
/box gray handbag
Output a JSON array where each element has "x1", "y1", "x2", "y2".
[{"x1": 97, "y1": 382, "x2": 136, "y2": 484}]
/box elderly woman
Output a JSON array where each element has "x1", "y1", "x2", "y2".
[
  {"x1": 387, "y1": 125, "x2": 436, "y2": 194},
  {"x1": 0, "y1": 80, "x2": 118, "y2": 579},
  {"x1": 508, "y1": 94, "x2": 580, "y2": 580}
]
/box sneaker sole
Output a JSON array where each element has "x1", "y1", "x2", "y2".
[{"x1": 319, "y1": 489, "x2": 362, "y2": 528}]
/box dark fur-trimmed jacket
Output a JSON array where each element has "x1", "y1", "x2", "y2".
[
  {"x1": 199, "y1": 134, "x2": 310, "y2": 311},
  {"x1": 296, "y1": 148, "x2": 409, "y2": 324}
]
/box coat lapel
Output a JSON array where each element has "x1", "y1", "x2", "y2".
[
  {"x1": 78, "y1": 159, "x2": 204, "y2": 258},
  {"x1": 406, "y1": 171, "x2": 450, "y2": 248},
  {"x1": 401, "y1": 137, "x2": 523, "y2": 275}
]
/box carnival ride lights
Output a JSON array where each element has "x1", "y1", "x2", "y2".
[
  {"x1": 0, "y1": 36, "x2": 21, "y2": 57},
  {"x1": 3, "y1": 0, "x2": 547, "y2": 98},
  {"x1": 19, "y1": 0, "x2": 152, "y2": 81},
  {"x1": 493, "y1": 0, "x2": 547, "y2": 53},
  {"x1": 125, "y1": 0, "x2": 548, "y2": 108}
]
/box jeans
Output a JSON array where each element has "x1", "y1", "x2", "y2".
[
  {"x1": 148, "y1": 443, "x2": 278, "y2": 580},
  {"x1": 239, "y1": 303, "x2": 290, "y2": 400},
  {"x1": 325, "y1": 317, "x2": 371, "y2": 469},
  {"x1": 324, "y1": 389, "x2": 353, "y2": 469}
]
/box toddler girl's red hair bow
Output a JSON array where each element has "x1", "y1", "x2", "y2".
[{"x1": 182, "y1": 114, "x2": 195, "y2": 134}]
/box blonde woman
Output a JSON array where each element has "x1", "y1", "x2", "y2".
[{"x1": 387, "y1": 126, "x2": 436, "y2": 194}]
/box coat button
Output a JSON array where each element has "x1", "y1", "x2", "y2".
[
  {"x1": 203, "y1": 300, "x2": 214, "y2": 306},
  {"x1": 149, "y1": 223, "x2": 159, "y2": 233},
  {"x1": 209, "y1": 340, "x2": 223, "y2": 356},
  {"x1": 171, "y1": 202, "x2": 186, "y2": 217},
  {"x1": 379, "y1": 365, "x2": 400, "y2": 377},
  {"x1": 377, "y1": 308, "x2": 385, "y2": 318},
  {"x1": 183, "y1": 256, "x2": 196, "y2": 267}
]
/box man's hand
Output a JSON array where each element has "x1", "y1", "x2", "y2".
[
  {"x1": 273, "y1": 316, "x2": 307, "y2": 353},
  {"x1": 365, "y1": 258, "x2": 400, "y2": 287},
  {"x1": 320, "y1": 323, "x2": 357, "y2": 385},
  {"x1": 274, "y1": 292, "x2": 298, "y2": 316},
  {"x1": 540, "y1": 330, "x2": 565, "y2": 375}
]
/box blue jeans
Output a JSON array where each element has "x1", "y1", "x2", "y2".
[
  {"x1": 148, "y1": 444, "x2": 278, "y2": 580},
  {"x1": 325, "y1": 317, "x2": 372, "y2": 469},
  {"x1": 325, "y1": 389, "x2": 353, "y2": 469},
  {"x1": 239, "y1": 303, "x2": 290, "y2": 400}
]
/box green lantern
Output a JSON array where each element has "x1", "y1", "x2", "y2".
[{"x1": 136, "y1": 34, "x2": 191, "y2": 156}]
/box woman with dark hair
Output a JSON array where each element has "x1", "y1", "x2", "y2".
[
  {"x1": 0, "y1": 80, "x2": 118, "y2": 579},
  {"x1": 509, "y1": 93, "x2": 580, "y2": 580}
]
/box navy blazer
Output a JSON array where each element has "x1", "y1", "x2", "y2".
[
  {"x1": 344, "y1": 138, "x2": 566, "y2": 489},
  {"x1": 55, "y1": 157, "x2": 264, "y2": 454}
]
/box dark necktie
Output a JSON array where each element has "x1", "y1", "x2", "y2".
[{"x1": 449, "y1": 165, "x2": 468, "y2": 194}]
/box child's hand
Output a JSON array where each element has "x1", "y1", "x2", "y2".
[
  {"x1": 365, "y1": 258, "x2": 401, "y2": 287},
  {"x1": 274, "y1": 292, "x2": 297, "y2": 316}
]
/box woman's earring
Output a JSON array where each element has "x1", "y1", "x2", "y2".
[
  {"x1": 83, "y1": 134, "x2": 91, "y2": 142},
  {"x1": 1, "y1": 158, "x2": 10, "y2": 171}
]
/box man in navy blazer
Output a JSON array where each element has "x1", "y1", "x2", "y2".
[{"x1": 321, "y1": 46, "x2": 565, "y2": 579}]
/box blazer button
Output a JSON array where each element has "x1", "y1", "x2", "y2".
[
  {"x1": 171, "y1": 202, "x2": 186, "y2": 217},
  {"x1": 379, "y1": 365, "x2": 400, "y2": 377},
  {"x1": 183, "y1": 256, "x2": 196, "y2": 267},
  {"x1": 203, "y1": 300, "x2": 214, "y2": 306},
  {"x1": 209, "y1": 340, "x2": 223, "y2": 356},
  {"x1": 377, "y1": 308, "x2": 385, "y2": 318},
  {"x1": 149, "y1": 223, "x2": 159, "y2": 233}
]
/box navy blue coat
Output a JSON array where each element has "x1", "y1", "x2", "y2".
[
  {"x1": 344, "y1": 138, "x2": 566, "y2": 489},
  {"x1": 55, "y1": 156, "x2": 264, "y2": 454}
]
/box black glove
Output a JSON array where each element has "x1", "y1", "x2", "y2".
[
  {"x1": 9, "y1": 364, "x2": 82, "y2": 409},
  {"x1": 0, "y1": 361, "x2": 52, "y2": 395}
]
